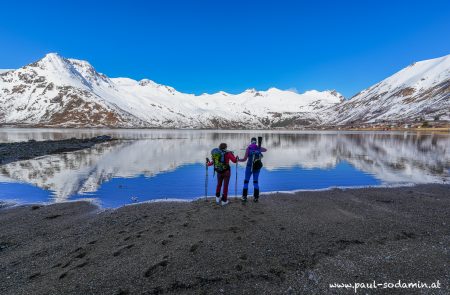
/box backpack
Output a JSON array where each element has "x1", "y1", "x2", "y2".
[
  {"x1": 251, "y1": 149, "x2": 263, "y2": 170},
  {"x1": 211, "y1": 148, "x2": 230, "y2": 173}
]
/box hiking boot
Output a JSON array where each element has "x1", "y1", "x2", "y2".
[
  {"x1": 221, "y1": 194, "x2": 229, "y2": 206},
  {"x1": 215, "y1": 192, "x2": 221, "y2": 204},
  {"x1": 253, "y1": 189, "x2": 259, "y2": 202},
  {"x1": 241, "y1": 188, "x2": 248, "y2": 202}
]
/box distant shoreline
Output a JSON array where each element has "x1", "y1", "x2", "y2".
[
  {"x1": 0, "y1": 136, "x2": 114, "y2": 165},
  {"x1": 1, "y1": 124, "x2": 449, "y2": 132},
  {"x1": 1, "y1": 184, "x2": 448, "y2": 294}
]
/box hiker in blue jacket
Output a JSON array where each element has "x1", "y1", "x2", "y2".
[{"x1": 239, "y1": 137, "x2": 267, "y2": 202}]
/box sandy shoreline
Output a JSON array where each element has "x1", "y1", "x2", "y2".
[{"x1": 0, "y1": 184, "x2": 449, "y2": 294}]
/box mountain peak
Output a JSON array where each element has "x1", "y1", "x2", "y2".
[
  {"x1": 18, "y1": 53, "x2": 112, "y2": 90},
  {"x1": 38, "y1": 52, "x2": 66, "y2": 66},
  {"x1": 22, "y1": 53, "x2": 74, "y2": 80},
  {"x1": 45, "y1": 52, "x2": 61, "y2": 59},
  {"x1": 139, "y1": 79, "x2": 159, "y2": 87},
  {"x1": 326, "y1": 90, "x2": 345, "y2": 101},
  {"x1": 267, "y1": 87, "x2": 283, "y2": 93}
]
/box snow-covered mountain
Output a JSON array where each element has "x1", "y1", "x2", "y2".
[
  {"x1": 323, "y1": 54, "x2": 450, "y2": 125},
  {"x1": 0, "y1": 53, "x2": 343, "y2": 128},
  {"x1": 0, "y1": 53, "x2": 448, "y2": 128}
]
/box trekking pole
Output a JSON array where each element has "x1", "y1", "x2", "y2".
[
  {"x1": 235, "y1": 161, "x2": 238, "y2": 197},
  {"x1": 205, "y1": 157, "x2": 209, "y2": 202}
]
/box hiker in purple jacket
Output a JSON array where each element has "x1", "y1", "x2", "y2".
[{"x1": 239, "y1": 137, "x2": 267, "y2": 202}]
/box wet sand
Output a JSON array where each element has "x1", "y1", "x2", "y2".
[{"x1": 0, "y1": 184, "x2": 449, "y2": 295}]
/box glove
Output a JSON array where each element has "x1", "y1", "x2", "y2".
[
  {"x1": 206, "y1": 157, "x2": 210, "y2": 163},
  {"x1": 236, "y1": 156, "x2": 240, "y2": 161}
]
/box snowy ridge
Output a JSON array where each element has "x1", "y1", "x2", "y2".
[
  {"x1": 0, "y1": 53, "x2": 449, "y2": 128},
  {"x1": 0, "y1": 53, "x2": 343, "y2": 128},
  {"x1": 323, "y1": 54, "x2": 450, "y2": 125}
]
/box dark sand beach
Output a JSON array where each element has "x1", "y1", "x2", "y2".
[{"x1": 0, "y1": 184, "x2": 448, "y2": 294}]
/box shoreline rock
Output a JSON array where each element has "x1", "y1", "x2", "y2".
[{"x1": 0, "y1": 136, "x2": 114, "y2": 165}]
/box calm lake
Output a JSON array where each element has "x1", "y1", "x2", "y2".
[{"x1": 0, "y1": 128, "x2": 449, "y2": 207}]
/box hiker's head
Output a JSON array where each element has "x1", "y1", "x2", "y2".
[
  {"x1": 251, "y1": 137, "x2": 257, "y2": 144},
  {"x1": 219, "y1": 143, "x2": 227, "y2": 150}
]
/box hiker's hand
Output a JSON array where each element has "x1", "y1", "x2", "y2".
[
  {"x1": 236, "y1": 156, "x2": 239, "y2": 161},
  {"x1": 206, "y1": 157, "x2": 210, "y2": 163}
]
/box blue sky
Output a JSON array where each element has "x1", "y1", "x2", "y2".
[{"x1": 1, "y1": 0, "x2": 449, "y2": 97}]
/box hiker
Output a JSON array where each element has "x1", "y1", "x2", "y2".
[
  {"x1": 239, "y1": 137, "x2": 267, "y2": 202},
  {"x1": 206, "y1": 143, "x2": 239, "y2": 206}
]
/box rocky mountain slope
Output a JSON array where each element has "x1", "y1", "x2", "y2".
[
  {"x1": 323, "y1": 54, "x2": 450, "y2": 126},
  {"x1": 0, "y1": 53, "x2": 448, "y2": 128}
]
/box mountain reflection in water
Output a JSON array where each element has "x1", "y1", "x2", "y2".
[{"x1": 0, "y1": 129, "x2": 448, "y2": 207}]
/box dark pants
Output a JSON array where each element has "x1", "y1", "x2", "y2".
[{"x1": 216, "y1": 170, "x2": 231, "y2": 201}]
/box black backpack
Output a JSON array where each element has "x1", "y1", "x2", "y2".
[{"x1": 251, "y1": 149, "x2": 263, "y2": 170}]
